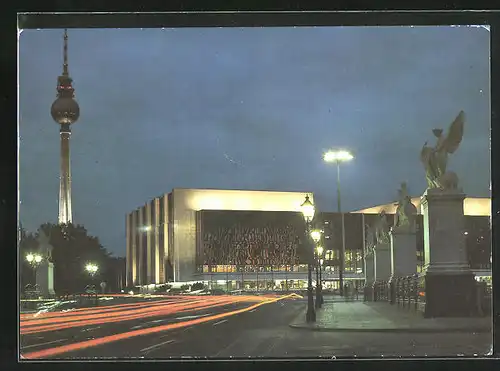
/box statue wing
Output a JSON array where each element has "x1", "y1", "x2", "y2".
[
  {"x1": 420, "y1": 145, "x2": 433, "y2": 166},
  {"x1": 441, "y1": 110, "x2": 465, "y2": 154}
]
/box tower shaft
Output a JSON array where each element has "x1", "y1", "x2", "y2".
[
  {"x1": 58, "y1": 124, "x2": 72, "y2": 224},
  {"x1": 52, "y1": 29, "x2": 79, "y2": 226}
]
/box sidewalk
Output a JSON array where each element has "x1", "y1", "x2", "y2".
[{"x1": 289, "y1": 301, "x2": 492, "y2": 333}]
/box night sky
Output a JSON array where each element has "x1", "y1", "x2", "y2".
[{"x1": 19, "y1": 26, "x2": 490, "y2": 257}]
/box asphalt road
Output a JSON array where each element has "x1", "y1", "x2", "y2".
[
  {"x1": 20, "y1": 296, "x2": 258, "y2": 355},
  {"x1": 20, "y1": 296, "x2": 492, "y2": 359}
]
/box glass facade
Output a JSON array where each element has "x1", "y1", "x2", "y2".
[
  {"x1": 197, "y1": 210, "x2": 309, "y2": 271},
  {"x1": 316, "y1": 213, "x2": 368, "y2": 275}
]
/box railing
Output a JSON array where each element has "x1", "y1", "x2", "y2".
[
  {"x1": 372, "y1": 281, "x2": 389, "y2": 302},
  {"x1": 393, "y1": 274, "x2": 422, "y2": 312},
  {"x1": 22, "y1": 284, "x2": 41, "y2": 299},
  {"x1": 365, "y1": 274, "x2": 491, "y2": 317},
  {"x1": 364, "y1": 275, "x2": 424, "y2": 313}
]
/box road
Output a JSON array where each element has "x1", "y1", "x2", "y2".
[{"x1": 20, "y1": 295, "x2": 492, "y2": 359}]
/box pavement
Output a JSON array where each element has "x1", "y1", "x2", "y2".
[
  {"x1": 19, "y1": 294, "x2": 492, "y2": 359},
  {"x1": 289, "y1": 297, "x2": 492, "y2": 333}
]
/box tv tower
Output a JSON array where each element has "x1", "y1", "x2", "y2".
[{"x1": 50, "y1": 29, "x2": 80, "y2": 225}]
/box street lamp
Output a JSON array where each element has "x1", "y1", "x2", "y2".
[
  {"x1": 26, "y1": 253, "x2": 43, "y2": 265},
  {"x1": 311, "y1": 229, "x2": 323, "y2": 308},
  {"x1": 85, "y1": 263, "x2": 99, "y2": 306},
  {"x1": 300, "y1": 195, "x2": 316, "y2": 323},
  {"x1": 26, "y1": 253, "x2": 43, "y2": 290},
  {"x1": 85, "y1": 263, "x2": 99, "y2": 277},
  {"x1": 316, "y1": 245, "x2": 324, "y2": 306},
  {"x1": 323, "y1": 149, "x2": 354, "y2": 297}
]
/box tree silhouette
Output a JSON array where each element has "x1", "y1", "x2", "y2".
[
  {"x1": 20, "y1": 223, "x2": 119, "y2": 295},
  {"x1": 19, "y1": 226, "x2": 39, "y2": 288}
]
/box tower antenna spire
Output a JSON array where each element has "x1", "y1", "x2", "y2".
[{"x1": 63, "y1": 28, "x2": 69, "y2": 76}]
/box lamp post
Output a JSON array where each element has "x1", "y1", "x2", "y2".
[
  {"x1": 301, "y1": 195, "x2": 316, "y2": 323},
  {"x1": 324, "y1": 149, "x2": 354, "y2": 297},
  {"x1": 311, "y1": 229, "x2": 323, "y2": 308},
  {"x1": 319, "y1": 257, "x2": 324, "y2": 303},
  {"x1": 85, "y1": 263, "x2": 99, "y2": 287},
  {"x1": 85, "y1": 263, "x2": 99, "y2": 306},
  {"x1": 317, "y1": 245, "x2": 324, "y2": 306},
  {"x1": 26, "y1": 253, "x2": 43, "y2": 293}
]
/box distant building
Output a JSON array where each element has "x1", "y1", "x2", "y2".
[
  {"x1": 351, "y1": 196, "x2": 490, "y2": 216},
  {"x1": 126, "y1": 190, "x2": 491, "y2": 289},
  {"x1": 351, "y1": 196, "x2": 491, "y2": 277}
]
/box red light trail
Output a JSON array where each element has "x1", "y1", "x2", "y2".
[
  {"x1": 22, "y1": 293, "x2": 296, "y2": 359},
  {"x1": 20, "y1": 295, "x2": 289, "y2": 335}
]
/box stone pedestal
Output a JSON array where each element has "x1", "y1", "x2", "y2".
[
  {"x1": 364, "y1": 251, "x2": 375, "y2": 301},
  {"x1": 373, "y1": 242, "x2": 391, "y2": 301},
  {"x1": 389, "y1": 226, "x2": 417, "y2": 303},
  {"x1": 374, "y1": 242, "x2": 391, "y2": 282},
  {"x1": 36, "y1": 261, "x2": 55, "y2": 298},
  {"x1": 390, "y1": 226, "x2": 417, "y2": 277},
  {"x1": 420, "y1": 189, "x2": 476, "y2": 317}
]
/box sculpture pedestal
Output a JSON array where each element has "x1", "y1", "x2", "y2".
[
  {"x1": 374, "y1": 242, "x2": 391, "y2": 282},
  {"x1": 364, "y1": 252, "x2": 375, "y2": 301},
  {"x1": 373, "y1": 242, "x2": 391, "y2": 301},
  {"x1": 420, "y1": 189, "x2": 476, "y2": 317},
  {"x1": 389, "y1": 226, "x2": 417, "y2": 303},
  {"x1": 36, "y1": 261, "x2": 55, "y2": 298}
]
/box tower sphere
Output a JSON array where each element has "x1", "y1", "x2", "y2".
[{"x1": 51, "y1": 97, "x2": 80, "y2": 125}]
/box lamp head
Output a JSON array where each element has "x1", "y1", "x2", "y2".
[
  {"x1": 323, "y1": 149, "x2": 354, "y2": 163},
  {"x1": 34, "y1": 255, "x2": 42, "y2": 263},
  {"x1": 310, "y1": 229, "x2": 322, "y2": 243},
  {"x1": 86, "y1": 263, "x2": 98, "y2": 273},
  {"x1": 300, "y1": 195, "x2": 315, "y2": 222},
  {"x1": 316, "y1": 246, "x2": 324, "y2": 256},
  {"x1": 26, "y1": 253, "x2": 34, "y2": 263}
]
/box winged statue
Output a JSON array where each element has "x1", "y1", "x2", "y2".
[
  {"x1": 393, "y1": 182, "x2": 417, "y2": 232},
  {"x1": 374, "y1": 210, "x2": 390, "y2": 244},
  {"x1": 364, "y1": 224, "x2": 376, "y2": 254},
  {"x1": 420, "y1": 111, "x2": 465, "y2": 190}
]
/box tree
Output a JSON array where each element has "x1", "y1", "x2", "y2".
[
  {"x1": 19, "y1": 226, "x2": 39, "y2": 289},
  {"x1": 20, "y1": 223, "x2": 115, "y2": 295}
]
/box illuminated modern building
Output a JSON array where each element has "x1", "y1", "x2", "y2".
[
  {"x1": 126, "y1": 189, "x2": 315, "y2": 287},
  {"x1": 50, "y1": 29, "x2": 80, "y2": 224},
  {"x1": 126, "y1": 189, "x2": 491, "y2": 289}
]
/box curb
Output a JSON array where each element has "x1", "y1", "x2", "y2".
[{"x1": 288, "y1": 323, "x2": 492, "y2": 334}]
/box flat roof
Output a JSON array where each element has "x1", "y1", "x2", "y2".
[{"x1": 351, "y1": 196, "x2": 490, "y2": 216}]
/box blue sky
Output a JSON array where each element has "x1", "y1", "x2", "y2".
[{"x1": 19, "y1": 26, "x2": 490, "y2": 256}]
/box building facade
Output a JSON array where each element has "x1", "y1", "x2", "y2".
[
  {"x1": 126, "y1": 189, "x2": 491, "y2": 289},
  {"x1": 126, "y1": 188, "x2": 314, "y2": 287}
]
